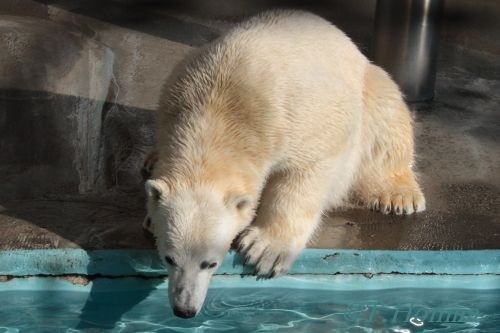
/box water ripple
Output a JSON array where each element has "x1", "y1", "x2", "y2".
[{"x1": 1, "y1": 287, "x2": 498, "y2": 332}]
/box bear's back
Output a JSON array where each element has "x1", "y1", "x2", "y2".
[
  {"x1": 222, "y1": 10, "x2": 368, "y2": 111},
  {"x1": 157, "y1": 10, "x2": 370, "y2": 168},
  {"x1": 221, "y1": 10, "x2": 369, "y2": 150}
]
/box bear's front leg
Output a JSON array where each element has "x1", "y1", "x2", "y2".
[{"x1": 236, "y1": 168, "x2": 328, "y2": 278}]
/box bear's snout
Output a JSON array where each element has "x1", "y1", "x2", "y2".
[{"x1": 173, "y1": 306, "x2": 197, "y2": 319}]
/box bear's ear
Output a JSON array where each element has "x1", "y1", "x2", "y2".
[
  {"x1": 141, "y1": 151, "x2": 158, "y2": 181},
  {"x1": 227, "y1": 193, "x2": 253, "y2": 211},
  {"x1": 145, "y1": 179, "x2": 164, "y2": 201}
]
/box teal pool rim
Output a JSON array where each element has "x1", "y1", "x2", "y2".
[
  {"x1": 2, "y1": 275, "x2": 500, "y2": 292},
  {"x1": 0, "y1": 249, "x2": 499, "y2": 277}
]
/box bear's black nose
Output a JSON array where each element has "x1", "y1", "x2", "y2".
[{"x1": 173, "y1": 306, "x2": 197, "y2": 319}]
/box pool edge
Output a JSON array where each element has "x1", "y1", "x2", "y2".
[
  {"x1": 1, "y1": 274, "x2": 500, "y2": 292},
  {"x1": 1, "y1": 249, "x2": 499, "y2": 276}
]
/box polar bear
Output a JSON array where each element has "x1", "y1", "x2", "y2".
[{"x1": 144, "y1": 10, "x2": 425, "y2": 318}]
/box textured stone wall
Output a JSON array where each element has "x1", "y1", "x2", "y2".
[
  {"x1": 0, "y1": 16, "x2": 114, "y2": 198},
  {"x1": 0, "y1": 3, "x2": 197, "y2": 198}
]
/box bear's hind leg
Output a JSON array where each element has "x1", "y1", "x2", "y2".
[
  {"x1": 354, "y1": 107, "x2": 426, "y2": 215},
  {"x1": 353, "y1": 104, "x2": 426, "y2": 215},
  {"x1": 356, "y1": 64, "x2": 426, "y2": 215}
]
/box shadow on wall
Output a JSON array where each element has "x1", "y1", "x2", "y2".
[
  {"x1": 0, "y1": 89, "x2": 157, "y2": 251},
  {"x1": 0, "y1": 89, "x2": 156, "y2": 200},
  {"x1": 32, "y1": 0, "x2": 220, "y2": 46},
  {"x1": 28, "y1": 0, "x2": 376, "y2": 49}
]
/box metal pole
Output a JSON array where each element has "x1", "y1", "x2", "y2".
[{"x1": 372, "y1": 0, "x2": 444, "y2": 102}]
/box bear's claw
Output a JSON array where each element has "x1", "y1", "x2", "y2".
[
  {"x1": 235, "y1": 227, "x2": 299, "y2": 278},
  {"x1": 368, "y1": 189, "x2": 425, "y2": 215}
]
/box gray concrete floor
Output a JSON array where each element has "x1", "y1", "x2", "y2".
[{"x1": 0, "y1": 1, "x2": 499, "y2": 251}]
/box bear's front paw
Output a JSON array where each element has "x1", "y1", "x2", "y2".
[{"x1": 235, "y1": 227, "x2": 302, "y2": 278}]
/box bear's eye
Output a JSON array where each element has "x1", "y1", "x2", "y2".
[
  {"x1": 235, "y1": 195, "x2": 252, "y2": 211},
  {"x1": 200, "y1": 261, "x2": 217, "y2": 270},
  {"x1": 164, "y1": 256, "x2": 176, "y2": 266}
]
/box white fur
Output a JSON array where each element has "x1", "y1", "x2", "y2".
[{"x1": 145, "y1": 10, "x2": 425, "y2": 317}]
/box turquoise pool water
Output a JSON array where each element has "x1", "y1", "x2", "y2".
[{"x1": 1, "y1": 276, "x2": 499, "y2": 333}]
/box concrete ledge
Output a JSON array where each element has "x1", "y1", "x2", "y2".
[
  {"x1": 2, "y1": 275, "x2": 500, "y2": 292},
  {"x1": 1, "y1": 249, "x2": 499, "y2": 276}
]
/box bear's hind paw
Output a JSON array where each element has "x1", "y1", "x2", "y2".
[{"x1": 368, "y1": 189, "x2": 425, "y2": 215}]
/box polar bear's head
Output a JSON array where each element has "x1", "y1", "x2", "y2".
[{"x1": 145, "y1": 178, "x2": 255, "y2": 318}]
